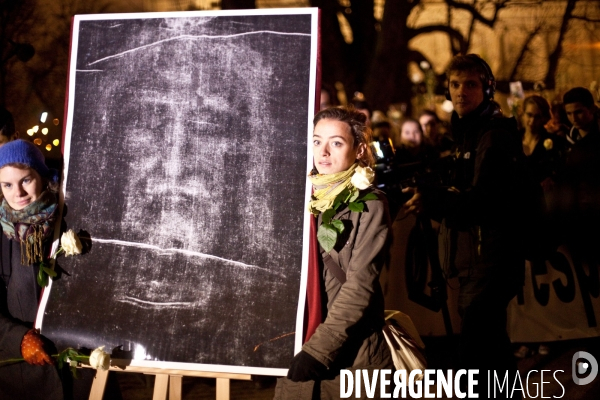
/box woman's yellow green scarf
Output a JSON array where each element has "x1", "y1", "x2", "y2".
[{"x1": 307, "y1": 163, "x2": 357, "y2": 215}]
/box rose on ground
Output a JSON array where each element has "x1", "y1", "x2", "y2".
[
  {"x1": 61, "y1": 229, "x2": 83, "y2": 256},
  {"x1": 350, "y1": 166, "x2": 375, "y2": 190},
  {"x1": 89, "y1": 346, "x2": 110, "y2": 371}
]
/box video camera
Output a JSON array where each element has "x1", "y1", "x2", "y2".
[{"x1": 370, "y1": 141, "x2": 456, "y2": 218}]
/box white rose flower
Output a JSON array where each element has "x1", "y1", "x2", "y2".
[
  {"x1": 89, "y1": 346, "x2": 110, "y2": 371},
  {"x1": 350, "y1": 166, "x2": 375, "y2": 190},
  {"x1": 543, "y1": 138, "x2": 553, "y2": 150},
  {"x1": 61, "y1": 230, "x2": 83, "y2": 256}
]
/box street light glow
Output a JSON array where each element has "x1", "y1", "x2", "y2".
[{"x1": 40, "y1": 112, "x2": 48, "y2": 123}]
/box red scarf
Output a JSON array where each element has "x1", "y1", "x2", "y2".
[{"x1": 303, "y1": 215, "x2": 322, "y2": 343}]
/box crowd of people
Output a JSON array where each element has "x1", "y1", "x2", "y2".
[
  {"x1": 1, "y1": 51, "x2": 599, "y2": 400},
  {"x1": 304, "y1": 53, "x2": 599, "y2": 399}
]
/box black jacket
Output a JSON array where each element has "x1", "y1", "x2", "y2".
[
  {"x1": 424, "y1": 101, "x2": 531, "y2": 284},
  {"x1": 427, "y1": 101, "x2": 526, "y2": 230},
  {"x1": 0, "y1": 230, "x2": 63, "y2": 400}
]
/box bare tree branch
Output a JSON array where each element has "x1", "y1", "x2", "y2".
[
  {"x1": 409, "y1": 25, "x2": 468, "y2": 54},
  {"x1": 545, "y1": 0, "x2": 577, "y2": 89},
  {"x1": 570, "y1": 15, "x2": 600, "y2": 23},
  {"x1": 446, "y1": 0, "x2": 510, "y2": 28},
  {"x1": 509, "y1": 25, "x2": 542, "y2": 81}
]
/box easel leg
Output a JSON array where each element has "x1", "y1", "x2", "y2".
[
  {"x1": 169, "y1": 375, "x2": 183, "y2": 400},
  {"x1": 216, "y1": 378, "x2": 230, "y2": 400},
  {"x1": 88, "y1": 369, "x2": 109, "y2": 400},
  {"x1": 152, "y1": 374, "x2": 169, "y2": 400}
]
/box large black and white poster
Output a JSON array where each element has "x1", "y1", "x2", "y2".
[{"x1": 38, "y1": 9, "x2": 318, "y2": 376}]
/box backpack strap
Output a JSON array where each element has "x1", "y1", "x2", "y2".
[{"x1": 322, "y1": 253, "x2": 346, "y2": 284}]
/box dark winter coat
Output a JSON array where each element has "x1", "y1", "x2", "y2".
[
  {"x1": 425, "y1": 101, "x2": 528, "y2": 309},
  {"x1": 0, "y1": 230, "x2": 64, "y2": 400}
]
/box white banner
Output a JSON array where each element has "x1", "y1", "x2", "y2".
[{"x1": 508, "y1": 245, "x2": 600, "y2": 343}]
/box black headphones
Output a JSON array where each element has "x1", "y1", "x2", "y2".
[{"x1": 445, "y1": 54, "x2": 496, "y2": 101}]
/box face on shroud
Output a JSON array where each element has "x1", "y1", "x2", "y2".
[
  {"x1": 400, "y1": 121, "x2": 423, "y2": 148},
  {"x1": 448, "y1": 71, "x2": 485, "y2": 117},
  {"x1": 0, "y1": 166, "x2": 44, "y2": 210},
  {"x1": 313, "y1": 118, "x2": 364, "y2": 175},
  {"x1": 564, "y1": 102, "x2": 595, "y2": 131}
]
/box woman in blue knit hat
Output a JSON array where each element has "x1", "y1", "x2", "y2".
[{"x1": 0, "y1": 139, "x2": 64, "y2": 399}]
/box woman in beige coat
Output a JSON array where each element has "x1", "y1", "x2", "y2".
[{"x1": 274, "y1": 106, "x2": 393, "y2": 399}]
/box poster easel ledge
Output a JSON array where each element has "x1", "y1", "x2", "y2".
[{"x1": 83, "y1": 360, "x2": 254, "y2": 400}]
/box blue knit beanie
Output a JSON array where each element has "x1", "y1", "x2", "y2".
[{"x1": 0, "y1": 139, "x2": 59, "y2": 184}]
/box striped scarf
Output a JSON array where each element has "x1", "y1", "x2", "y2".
[
  {"x1": 307, "y1": 163, "x2": 357, "y2": 215},
  {"x1": 0, "y1": 191, "x2": 58, "y2": 265}
]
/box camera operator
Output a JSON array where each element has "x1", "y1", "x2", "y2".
[{"x1": 404, "y1": 54, "x2": 527, "y2": 398}]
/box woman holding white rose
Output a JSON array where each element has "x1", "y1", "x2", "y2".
[
  {"x1": 0, "y1": 140, "x2": 111, "y2": 399},
  {"x1": 275, "y1": 106, "x2": 393, "y2": 399}
]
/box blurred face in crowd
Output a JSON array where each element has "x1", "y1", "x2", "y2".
[
  {"x1": 0, "y1": 166, "x2": 44, "y2": 210},
  {"x1": 522, "y1": 103, "x2": 549, "y2": 135},
  {"x1": 313, "y1": 118, "x2": 364, "y2": 175},
  {"x1": 448, "y1": 71, "x2": 485, "y2": 117},
  {"x1": 419, "y1": 114, "x2": 437, "y2": 140},
  {"x1": 320, "y1": 90, "x2": 331, "y2": 111},
  {"x1": 357, "y1": 108, "x2": 371, "y2": 128},
  {"x1": 400, "y1": 120, "x2": 423, "y2": 148},
  {"x1": 564, "y1": 102, "x2": 595, "y2": 132}
]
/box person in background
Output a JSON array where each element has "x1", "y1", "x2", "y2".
[
  {"x1": 545, "y1": 102, "x2": 570, "y2": 138},
  {"x1": 520, "y1": 95, "x2": 566, "y2": 193},
  {"x1": 558, "y1": 87, "x2": 600, "y2": 262},
  {"x1": 274, "y1": 106, "x2": 393, "y2": 399},
  {"x1": 419, "y1": 109, "x2": 454, "y2": 158},
  {"x1": 513, "y1": 95, "x2": 566, "y2": 359},
  {"x1": 320, "y1": 82, "x2": 339, "y2": 111},
  {"x1": 350, "y1": 93, "x2": 372, "y2": 128},
  {"x1": 563, "y1": 87, "x2": 600, "y2": 145},
  {"x1": 394, "y1": 118, "x2": 430, "y2": 166},
  {"x1": 0, "y1": 107, "x2": 18, "y2": 146},
  {"x1": 403, "y1": 54, "x2": 526, "y2": 399}
]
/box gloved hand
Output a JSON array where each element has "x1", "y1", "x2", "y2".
[
  {"x1": 286, "y1": 350, "x2": 327, "y2": 382},
  {"x1": 21, "y1": 329, "x2": 53, "y2": 366}
]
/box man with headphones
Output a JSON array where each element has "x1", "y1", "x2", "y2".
[{"x1": 405, "y1": 54, "x2": 527, "y2": 398}]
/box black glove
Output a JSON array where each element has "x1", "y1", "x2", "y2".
[{"x1": 286, "y1": 350, "x2": 327, "y2": 382}]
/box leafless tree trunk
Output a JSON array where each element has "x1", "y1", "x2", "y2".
[{"x1": 545, "y1": 0, "x2": 577, "y2": 90}]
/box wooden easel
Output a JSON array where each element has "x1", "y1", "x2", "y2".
[{"x1": 86, "y1": 362, "x2": 252, "y2": 400}]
